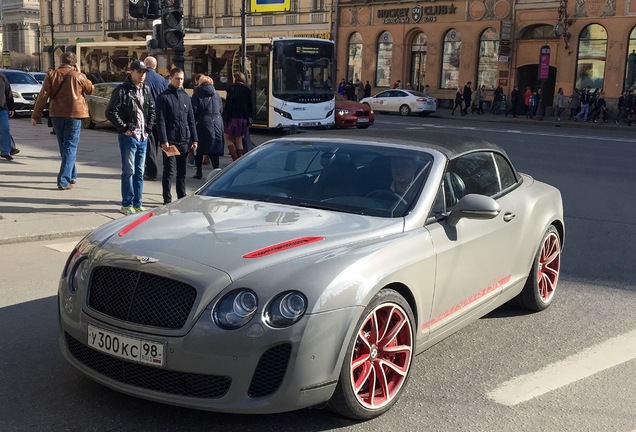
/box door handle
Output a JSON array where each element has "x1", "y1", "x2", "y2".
[{"x1": 503, "y1": 212, "x2": 516, "y2": 222}]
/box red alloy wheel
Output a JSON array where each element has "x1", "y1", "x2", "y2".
[
  {"x1": 349, "y1": 303, "x2": 413, "y2": 409},
  {"x1": 537, "y1": 231, "x2": 561, "y2": 302}
]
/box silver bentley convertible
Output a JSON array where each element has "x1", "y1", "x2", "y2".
[{"x1": 58, "y1": 136, "x2": 564, "y2": 420}]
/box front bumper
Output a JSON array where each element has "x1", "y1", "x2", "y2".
[{"x1": 59, "y1": 285, "x2": 360, "y2": 414}]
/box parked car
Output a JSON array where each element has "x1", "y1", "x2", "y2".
[
  {"x1": 58, "y1": 135, "x2": 563, "y2": 420},
  {"x1": 0, "y1": 69, "x2": 41, "y2": 115},
  {"x1": 30, "y1": 71, "x2": 48, "y2": 84},
  {"x1": 361, "y1": 89, "x2": 437, "y2": 116},
  {"x1": 83, "y1": 82, "x2": 119, "y2": 129},
  {"x1": 335, "y1": 93, "x2": 375, "y2": 129}
]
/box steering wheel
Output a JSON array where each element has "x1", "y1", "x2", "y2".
[{"x1": 366, "y1": 189, "x2": 408, "y2": 207}]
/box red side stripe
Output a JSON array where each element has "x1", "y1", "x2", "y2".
[
  {"x1": 118, "y1": 212, "x2": 155, "y2": 237},
  {"x1": 243, "y1": 236, "x2": 325, "y2": 258}
]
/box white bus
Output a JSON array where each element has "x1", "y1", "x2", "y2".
[{"x1": 77, "y1": 35, "x2": 335, "y2": 129}]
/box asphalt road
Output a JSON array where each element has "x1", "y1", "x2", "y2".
[{"x1": 1, "y1": 115, "x2": 635, "y2": 432}]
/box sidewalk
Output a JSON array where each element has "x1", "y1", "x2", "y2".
[{"x1": 0, "y1": 118, "x2": 234, "y2": 245}]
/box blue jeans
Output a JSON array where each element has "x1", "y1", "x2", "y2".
[
  {"x1": 0, "y1": 109, "x2": 12, "y2": 155},
  {"x1": 51, "y1": 118, "x2": 81, "y2": 187},
  {"x1": 118, "y1": 134, "x2": 147, "y2": 208},
  {"x1": 575, "y1": 103, "x2": 589, "y2": 121}
]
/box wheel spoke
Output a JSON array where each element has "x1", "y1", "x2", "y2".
[{"x1": 370, "y1": 361, "x2": 390, "y2": 407}]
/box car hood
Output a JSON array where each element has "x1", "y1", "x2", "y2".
[
  {"x1": 97, "y1": 195, "x2": 402, "y2": 278},
  {"x1": 11, "y1": 84, "x2": 41, "y2": 93},
  {"x1": 336, "y1": 100, "x2": 368, "y2": 111}
]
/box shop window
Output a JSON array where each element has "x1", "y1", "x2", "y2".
[
  {"x1": 440, "y1": 29, "x2": 461, "y2": 90},
  {"x1": 575, "y1": 24, "x2": 607, "y2": 90},
  {"x1": 347, "y1": 32, "x2": 363, "y2": 82},
  {"x1": 477, "y1": 28, "x2": 499, "y2": 90},
  {"x1": 376, "y1": 32, "x2": 393, "y2": 88},
  {"x1": 624, "y1": 27, "x2": 636, "y2": 90},
  {"x1": 410, "y1": 32, "x2": 427, "y2": 92}
]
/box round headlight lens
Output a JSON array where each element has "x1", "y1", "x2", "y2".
[
  {"x1": 266, "y1": 291, "x2": 307, "y2": 328},
  {"x1": 213, "y1": 289, "x2": 258, "y2": 330},
  {"x1": 69, "y1": 257, "x2": 89, "y2": 293}
]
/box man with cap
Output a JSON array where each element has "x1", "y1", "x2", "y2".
[{"x1": 106, "y1": 60, "x2": 156, "y2": 215}]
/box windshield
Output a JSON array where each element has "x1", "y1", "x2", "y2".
[
  {"x1": 3, "y1": 71, "x2": 39, "y2": 85},
  {"x1": 272, "y1": 40, "x2": 334, "y2": 103},
  {"x1": 199, "y1": 140, "x2": 433, "y2": 218}
]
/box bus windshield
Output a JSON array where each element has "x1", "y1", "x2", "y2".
[{"x1": 272, "y1": 40, "x2": 334, "y2": 103}]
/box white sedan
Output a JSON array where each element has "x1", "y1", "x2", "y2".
[{"x1": 361, "y1": 89, "x2": 437, "y2": 116}]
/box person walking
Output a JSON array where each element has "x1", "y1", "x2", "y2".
[
  {"x1": 491, "y1": 86, "x2": 503, "y2": 114},
  {"x1": 156, "y1": 67, "x2": 198, "y2": 205},
  {"x1": 31, "y1": 52, "x2": 94, "y2": 190},
  {"x1": 222, "y1": 71, "x2": 253, "y2": 161},
  {"x1": 364, "y1": 81, "x2": 371, "y2": 98},
  {"x1": 569, "y1": 88, "x2": 581, "y2": 120},
  {"x1": 141, "y1": 56, "x2": 168, "y2": 181},
  {"x1": 191, "y1": 73, "x2": 224, "y2": 178},
  {"x1": 524, "y1": 86, "x2": 533, "y2": 118},
  {"x1": 506, "y1": 85, "x2": 519, "y2": 117},
  {"x1": 105, "y1": 60, "x2": 156, "y2": 215},
  {"x1": 574, "y1": 86, "x2": 591, "y2": 122},
  {"x1": 473, "y1": 85, "x2": 485, "y2": 114},
  {"x1": 462, "y1": 82, "x2": 472, "y2": 115},
  {"x1": 0, "y1": 71, "x2": 16, "y2": 161},
  {"x1": 555, "y1": 87, "x2": 565, "y2": 121},
  {"x1": 451, "y1": 89, "x2": 463, "y2": 115}
]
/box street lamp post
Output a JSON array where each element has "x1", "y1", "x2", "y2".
[
  {"x1": 49, "y1": 0, "x2": 54, "y2": 69},
  {"x1": 36, "y1": 26, "x2": 41, "y2": 70}
]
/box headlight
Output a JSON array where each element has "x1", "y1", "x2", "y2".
[
  {"x1": 265, "y1": 291, "x2": 307, "y2": 328},
  {"x1": 337, "y1": 109, "x2": 352, "y2": 116},
  {"x1": 12, "y1": 91, "x2": 20, "y2": 99},
  {"x1": 213, "y1": 289, "x2": 258, "y2": 329},
  {"x1": 68, "y1": 255, "x2": 89, "y2": 293}
]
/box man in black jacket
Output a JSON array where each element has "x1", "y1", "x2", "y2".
[
  {"x1": 156, "y1": 67, "x2": 198, "y2": 205},
  {"x1": 106, "y1": 60, "x2": 155, "y2": 215}
]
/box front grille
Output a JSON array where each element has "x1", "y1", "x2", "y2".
[
  {"x1": 65, "y1": 333, "x2": 231, "y2": 399},
  {"x1": 248, "y1": 344, "x2": 292, "y2": 398},
  {"x1": 355, "y1": 110, "x2": 370, "y2": 117},
  {"x1": 88, "y1": 266, "x2": 197, "y2": 329},
  {"x1": 22, "y1": 92, "x2": 39, "y2": 100}
]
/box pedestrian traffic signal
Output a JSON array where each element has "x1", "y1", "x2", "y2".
[
  {"x1": 162, "y1": 7, "x2": 185, "y2": 49},
  {"x1": 129, "y1": 0, "x2": 145, "y2": 18}
]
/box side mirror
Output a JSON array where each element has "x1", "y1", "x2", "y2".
[
  {"x1": 206, "y1": 168, "x2": 223, "y2": 182},
  {"x1": 447, "y1": 194, "x2": 501, "y2": 227}
]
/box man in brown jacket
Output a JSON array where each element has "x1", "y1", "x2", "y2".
[{"x1": 31, "y1": 52, "x2": 94, "y2": 190}]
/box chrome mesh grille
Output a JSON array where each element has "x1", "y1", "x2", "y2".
[
  {"x1": 248, "y1": 344, "x2": 292, "y2": 398},
  {"x1": 88, "y1": 266, "x2": 197, "y2": 329},
  {"x1": 65, "y1": 333, "x2": 231, "y2": 398}
]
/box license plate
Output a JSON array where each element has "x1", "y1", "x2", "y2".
[
  {"x1": 87, "y1": 324, "x2": 165, "y2": 367},
  {"x1": 299, "y1": 121, "x2": 318, "y2": 127},
  {"x1": 357, "y1": 118, "x2": 369, "y2": 123}
]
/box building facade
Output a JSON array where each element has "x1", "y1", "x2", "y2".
[
  {"x1": 1, "y1": 0, "x2": 40, "y2": 56},
  {"x1": 37, "y1": 0, "x2": 636, "y2": 107}
]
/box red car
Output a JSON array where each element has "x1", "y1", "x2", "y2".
[{"x1": 335, "y1": 93, "x2": 375, "y2": 129}]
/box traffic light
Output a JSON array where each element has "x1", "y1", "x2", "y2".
[
  {"x1": 162, "y1": 3, "x2": 185, "y2": 49},
  {"x1": 147, "y1": 19, "x2": 163, "y2": 51},
  {"x1": 128, "y1": 0, "x2": 145, "y2": 18}
]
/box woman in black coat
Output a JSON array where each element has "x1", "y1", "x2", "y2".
[
  {"x1": 191, "y1": 74, "x2": 224, "y2": 178},
  {"x1": 222, "y1": 71, "x2": 253, "y2": 160}
]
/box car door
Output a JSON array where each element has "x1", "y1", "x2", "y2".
[
  {"x1": 387, "y1": 90, "x2": 406, "y2": 112},
  {"x1": 369, "y1": 90, "x2": 390, "y2": 111},
  {"x1": 424, "y1": 151, "x2": 523, "y2": 335}
]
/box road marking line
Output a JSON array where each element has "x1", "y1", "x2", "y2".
[
  {"x1": 487, "y1": 328, "x2": 636, "y2": 406},
  {"x1": 45, "y1": 241, "x2": 78, "y2": 253}
]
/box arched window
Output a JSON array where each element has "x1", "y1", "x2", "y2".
[
  {"x1": 575, "y1": 24, "x2": 607, "y2": 90},
  {"x1": 477, "y1": 28, "x2": 499, "y2": 90},
  {"x1": 376, "y1": 32, "x2": 393, "y2": 87},
  {"x1": 440, "y1": 29, "x2": 461, "y2": 90},
  {"x1": 347, "y1": 33, "x2": 363, "y2": 82},
  {"x1": 624, "y1": 27, "x2": 636, "y2": 90},
  {"x1": 410, "y1": 32, "x2": 427, "y2": 92}
]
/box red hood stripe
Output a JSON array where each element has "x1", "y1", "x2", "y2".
[
  {"x1": 118, "y1": 212, "x2": 155, "y2": 237},
  {"x1": 243, "y1": 236, "x2": 325, "y2": 258}
]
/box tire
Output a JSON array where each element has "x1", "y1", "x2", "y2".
[
  {"x1": 516, "y1": 225, "x2": 561, "y2": 311},
  {"x1": 399, "y1": 105, "x2": 411, "y2": 116},
  {"x1": 328, "y1": 289, "x2": 415, "y2": 420}
]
